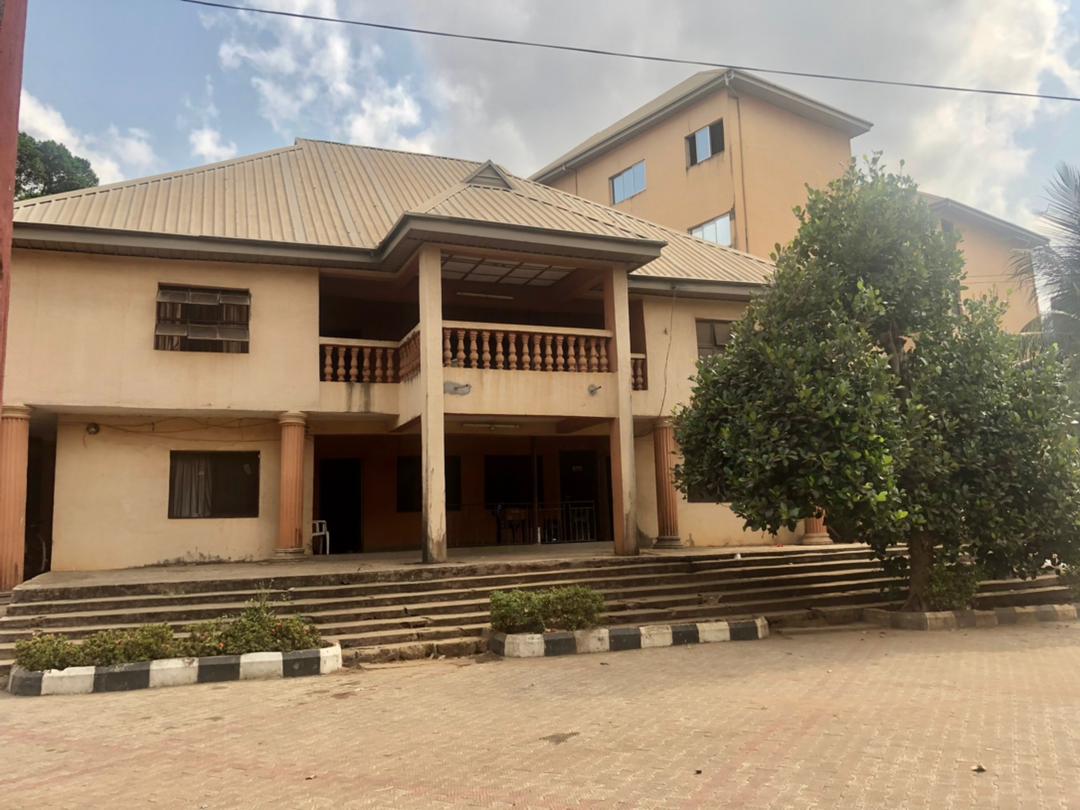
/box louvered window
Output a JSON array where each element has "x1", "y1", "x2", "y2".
[
  {"x1": 155, "y1": 285, "x2": 251, "y2": 353},
  {"x1": 696, "y1": 319, "x2": 733, "y2": 358}
]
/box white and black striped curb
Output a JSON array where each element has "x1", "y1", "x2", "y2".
[
  {"x1": 489, "y1": 617, "x2": 769, "y2": 658},
  {"x1": 7, "y1": 643, "x2": 342, "y2": 697},
  {"x1": 865, "y1": 603, "x2": 1079, "y2": 631}
]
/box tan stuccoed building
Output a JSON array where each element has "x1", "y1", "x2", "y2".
[
  {"x1": 0, "y1": 71, "x2": 1046, "y2": 588},
  {"x1": 533, "y1": 69, "x2": 1046, "y2": 334},
  {"x1": 0, "y1": 139, "x2": 795, "y2": 588}
]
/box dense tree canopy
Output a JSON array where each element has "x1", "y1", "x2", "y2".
[
  {"x1": 15, "y1": 132, "x2": 98, "y2": 200},
  {"x1": 674, "y1": 158, "x2": 1080, "y2": 609}
]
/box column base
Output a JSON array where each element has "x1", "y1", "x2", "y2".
[
  {"x1": 801, "y1": 533, "x2": 833, "y2": 546},
  {"x1": 653, "y1": 535, "x2": 685, "y2": 550},
  {"x1": 272, "y1": 547, "x2": 308, "y2": 561}
]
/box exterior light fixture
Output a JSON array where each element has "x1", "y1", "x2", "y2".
[
  {"x1": 455, "y1": 291, "x2": 515, "y2": 301},
  {"x1": 588, "y1": 384, "x2": 602, "y2": 395},
  {"x1": 444, "y1": 382, "x2": 472, "y2": 395},
  {"x1": 86, "y1": 423, "x2": 101, "y2": 435},
  {"x1": 461, "y1": 422, "x2": 520, "y2": 431}
]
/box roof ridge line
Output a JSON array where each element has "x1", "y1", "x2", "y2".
[{"x1": 294, "y1": 138, "x2": 483, "y2": 168}]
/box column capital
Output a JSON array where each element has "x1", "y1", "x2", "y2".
[
  {"x1": 277, "y1": 411, "x2": 307, "y2": 427},
  {"x1": 0, "y1": 405, "x2": 32, "y2": 421},
  {"x1": 655, "y1": 416, "x2": 674, "y2": 431}
]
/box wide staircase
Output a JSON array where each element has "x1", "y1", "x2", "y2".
[{"x1": 0, "y1": 546, "x2": 1069, "y2": 676}]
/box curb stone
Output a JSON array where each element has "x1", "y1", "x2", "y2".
[
  {"x1": 7, "y1": 643, "x2": 342, "y2": 697},
  {"x1": 864, "y1": 604, "x2": 1079, "y2": 631},
  {"x1": 489, "y1": 617, "x2": 769, "y2": 658}
]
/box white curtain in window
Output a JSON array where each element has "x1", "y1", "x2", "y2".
[{"x1": 171, "y1": 455, "x2": 213, "y2": 518}]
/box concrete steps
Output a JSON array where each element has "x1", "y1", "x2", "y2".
[{"x1": 0, "y1": 548, "x2": 1069, "y2": 674}]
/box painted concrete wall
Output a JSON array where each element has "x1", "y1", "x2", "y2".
[
  {"x1": 6, "y1": 249, "x2": 320, "y2": 413},
  {"x1": 51, "y1": 416, "x2": 314, "y2": 570},
  {"x1": 546, "y1": 86, "x2": 852, "y2": 255},
  {"x1": 950, "y1": 219, "x2": 1040, "y2": 334}
]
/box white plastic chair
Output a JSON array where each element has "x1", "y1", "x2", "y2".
[{"x1": 312, "y1": 520, "x2": 331, "y2": 555}]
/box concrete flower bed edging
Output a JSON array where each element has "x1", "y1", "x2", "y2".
[
  {"x1": 489, "y1": 617, "x2": 769, "y2": 658},
  {"x1": 864, "y1": 604, "x2": 1078, "y2": 631},
  {"x1": 7, "y1": 643, "x2": 342, "y2": 697}
]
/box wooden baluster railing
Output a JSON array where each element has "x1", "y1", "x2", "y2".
[
  {"x1": 542, "y1": 334, "x2": 553, "y2": 371},
  {"x1": 598, "y1": 339, "x2": 609, "y2": 372},
  {"x1": 374, "y1": 348, "x2": 384, "y2": 382},
  {"x1": 323, "y1": 346, "x2": 333, "y2": 381},
  {"x1": 555, "y1": 335, "x2": 565, "y2": 371},
  {"x1": 520, "y1": 332, "x2": 531, "y2": 370},
  {"x1": 566, "y1": 336, "x2": 577, "y2": 372},
  {"x1": 360, "y1": 347, "x2": 370, "y2": 382},
  {"x1": 507, "y1": 332, "x2": 518, "y2": 370},
  {"x1": 631, "y1": 356, "x2": 647, "y2": 390},
  {"x1": 335, "y1": 346, "x2": 346, "y2": 381},
  {"x1": 532, "y1": 334, "x2": 543, "y2": 370},
  {"x1": 468, "y1": 330, "x2": 479, "y2": 368},
  {"x1": 348, "y1": 347, "x2": 359, "y2": 382},
  {"x1": 494, "y1": 331, "x2": 504, "y2": 369},
  {"x1": 443, "y1": 329, "x2": 452, "y2": 367},
  {"x1": 481, "y1": 330, "x2": 492, "y2": 369},
  {"x1": 455, "y1": 329, "x2": 466, "y2": 368}
]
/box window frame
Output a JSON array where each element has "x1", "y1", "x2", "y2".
[
  {"x1": 610, "y1": 160, "x2": 646, "y2": 204},
  {"x1": 689, "y1": 212, "x2": 734, "y2": 247},
  {"x1": 687, "y1": 120, "x2": 725, "y2": 167},
  {"x1": 155, "y1": 284, "x2": 252, "y2": 354},
  {"x1": 695, "y1": 318, "x2": 733, "y2": 359},
  {"x1": 167, "y1": 450, "x2": 261, "y2": 520}
]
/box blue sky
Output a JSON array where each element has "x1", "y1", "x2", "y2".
[{"x1": 19, "y1": 0, "x2": 1080, "y2": 232}]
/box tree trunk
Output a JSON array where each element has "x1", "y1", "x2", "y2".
[{"x1": 903, "y1": 531, "x2": 935, "y2": 611}]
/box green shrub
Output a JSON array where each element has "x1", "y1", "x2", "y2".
[
  {"x1": 490, "y1": 586, "x2": 604, "y2": 633},
  {"x1": 14, "y1": 634, "x2": 81, "y2": 672},
  {"x1": 925, "y1": 562, "x2": 982, "y2": 611},
  {"x1": 540, "y1": 586, "x2": 605, "y2": 631},
  {"x1": 490, "y1": 590, "x2": 546, "y2": 634},
  {"x1": 13, "y1": 594, "x2": 324, "y2": 671},
  {"x1": 76, "y1": 624, "x2": 179, "y2": 667}
]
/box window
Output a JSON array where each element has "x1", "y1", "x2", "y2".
[
  {"x1": 690, "y1": 213, "x2": 733, "y2": 247},
  {"x1": 611, "y1": 161, "x2": 646, "y2": 204},
  {"x1": 168, "y1": 452, "x2": 259, "y2": 519},
  {"x1": 396, "y1": 456, "x2": 462, "y2": 513},
  {"x1": 687, "y1": 121, "x2": 724, "y2": 166},
  {"x1": 696, "y1": 319, "x2": 733, "y2": 358},
  {"x1": 155, "y1": 284, "x2": 251, "y2": 353}
]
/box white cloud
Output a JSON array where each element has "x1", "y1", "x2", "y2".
[
  {"x1": 189, "y1": 126, "x2": 238, "y2": 162},
  {"x1": 19, "y1": 91, "x2": 160, "y2": 185}
]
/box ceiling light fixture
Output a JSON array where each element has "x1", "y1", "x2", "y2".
[
  {"x1": 456, "y1": 291, "x2": 515, "y2": 301},
  {"x1": 461, "y1": 422, "x2": 521, "y2": 431}
]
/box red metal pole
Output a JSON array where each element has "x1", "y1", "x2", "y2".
[{"x1": 0, "y1": 0, "x2": 29, "y2": 410}]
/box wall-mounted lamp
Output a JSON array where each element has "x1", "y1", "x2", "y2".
[
  {"x1": 588, "y1": 384, "x2": 602, "y2": 396},
  {"x1": 86, "y1": 423, "x2": 101, "y2": 435},
  {"x1": 444, "y1": 381, "x2": 472, "y2": 396}
]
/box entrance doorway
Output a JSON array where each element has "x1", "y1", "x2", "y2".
[
  {"x1": 317, "y1": 458, "x2": 363, "y2": 553},
  {"x1": 558, "y1": 451, "x2": 600, "y2": 543}
]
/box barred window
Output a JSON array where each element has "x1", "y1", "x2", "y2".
[{"x1": 155, "y1": 284, "x2": 251, "y2": 353}]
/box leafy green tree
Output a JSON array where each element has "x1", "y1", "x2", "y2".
[
  {"x1": 15, "y1": 132, "x2": 98, "y2": 200},
  {"x1": 674, "y1": 157, "x2": 1080, "y2": 609}
]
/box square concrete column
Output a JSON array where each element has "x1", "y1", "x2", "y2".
[
  {"x1": 275, "y1": 411, "x2": 307, "y2": 558},
  {"x1": 418, "y1": 245, "x2": 447, "y2": 563},
  {"x1": 652, "y1": 418, "x2": 683, "y2": 548},
  {"x1": 603, "y1": 266, "x2": 637, "y2": 556},
  {"x1": 0, "y1": 405, "x2": 31, "y2": 590}
]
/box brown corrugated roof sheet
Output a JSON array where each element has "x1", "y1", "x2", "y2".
[{"x1": 13, "y1": 138, "x2": 773, "y2": 285}]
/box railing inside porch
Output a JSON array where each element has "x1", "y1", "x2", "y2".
[
  {"x1": 319, "y1": 327, "x2": 421, "y2": 383},
  {"x1": 448, "y1": 500, "x2": 599, "y2": 548},
  {"x1": 443, "y1": 321, "x2": 613, "y2": 373}
]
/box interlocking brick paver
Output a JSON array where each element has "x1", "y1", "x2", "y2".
[{"x1": 2, "y1": 624, "x2": 1080, "y2": 808}]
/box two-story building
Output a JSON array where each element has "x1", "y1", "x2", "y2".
[
  {"x1": 532, "y1": 69, "x2": 1046, "y2": 334},
  {"x1": 0, "y1": 138, "x2": 797, "y2": 589}
]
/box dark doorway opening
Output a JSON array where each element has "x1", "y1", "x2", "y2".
[
  {"x1": 318, "y1": 458, "x2": 363, "y2": 553},
  {"x1": 24, "y1": 415, "x2": 58, "y2": 581}
]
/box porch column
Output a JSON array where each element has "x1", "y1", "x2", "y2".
[
  {"x1": 276, "y1": 411, "x2": 307, "y2": 557},
  {"x1": 802, "y1": 513, "x2": 831, "y2": 545},
  {"x1": 418, "y1": 244, "x2": 447, "y2": 563},
  {"x1": 603, "y1": 265, "x2": 637, "y2": 556},
  {"x1": 652, "y1": 418, "x2": 683, "y2": 549},
  {"x1": 0, "y1": 405, "x2": 30, "y2": 589}
]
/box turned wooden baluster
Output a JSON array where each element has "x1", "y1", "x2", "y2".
[
  {"x1": 631, "y1": 358, "x2": 642, "y2": 390},
  {"x1": 535, "y1": 334, "x2": 545, "y2": 370},
  {"x1": 555, "y1": 335, "x2": 565, "y2": 371},
  {"x1": 566, "y1": 336, "x2": 577, "y2": 372},
  {"x1": 373, "y1": 347, "x2": 383, "y2": 382},
  {"x1": 542, "y1": 334, "x2": 554, "y2": 371},
  {"x1": 358, "y1": 347, "x2": 369, "y2": 382},
  {"x1": 452, "y1": 329, "x2": 464, "y2": 368},
  {"x1": 323, "y1": 345, "x2": 333, "y2": 381},
  {"x1": 468, "y1": 330, "x2": 479, "y2": 368},
  {"x1": 587, "y1": 337, "x2": 598, "y2": 372},
  {"x1": 334, "y1": 346, "x2": 345, "y2": 381},
  {"x1": 443, "y1": 329, "x2": 452, "y2": 367},
  {"x1": 494, "y1": 331, "x2": 504, "y2": 369},
  {"x1": 348, "y1": 347, "x2": 359, "y2": 382},
  {"x1": 507, "y1": 332, "x2": 518, "y2": 370},
  {"x1": 520, "y1": 333, "x2": 531, "y2": 370},
  {"x1": 598, "y1": 339, "x2": 609, "y2": 372},
  {"x1": 481, "y1": 330, "x2": 491, "y2": 369}
]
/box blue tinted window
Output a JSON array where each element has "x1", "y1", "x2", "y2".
[
  {"x1": 694, "y1": 128, "x2": 711, "y2": 163},
  {"x1": 612, "y1": 161, "x2": 646, "y2": 203}
]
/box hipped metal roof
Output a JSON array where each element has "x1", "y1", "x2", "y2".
[{"x1": 13, "y1": 138, "x2": 774, "y2": 287}]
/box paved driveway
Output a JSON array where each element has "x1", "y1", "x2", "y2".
[{"x1": 3, "y1": 624, "x2": 1079, "y2": 808}]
